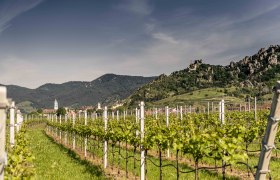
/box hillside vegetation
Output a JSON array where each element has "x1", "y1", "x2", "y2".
[{"x1": 127, "y1": 45, "x2": 280, "y2": 106}]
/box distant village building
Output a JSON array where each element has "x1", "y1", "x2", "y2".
[
  {"x1": 43, "y1": 109, "x2": 56, "y2": 114},
  {"x1": 54, "y1": 99, "x2": 58, "y2": 110},
  {"x1": 97, "y1": 103, "x2": 101, "y2": 109},
  {"x1": 80, "y1": 106, "x2": 94, "y2": 110},
  {"x1": 42, "y1": 99, "x2": 59, "y2": 115}
]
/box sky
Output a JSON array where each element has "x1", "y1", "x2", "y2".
[{"x1": 1, "y1": 0, "x2": 280, "y2": 88}]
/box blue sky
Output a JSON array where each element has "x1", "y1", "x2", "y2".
[{"x1": 1, "y1": 0, "x2": 280, "y2": 88}]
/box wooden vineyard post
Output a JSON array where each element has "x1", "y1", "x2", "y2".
[
  {"x1": 65, "y1": 114, "x2": 68, "y2": 145},
  {"x1": 219, "y1": 101, "x2": 221, "y2": 121},
  {"x1": 165, "y1": 106, "x2": 170, "y2": 158},
  {"x1": 219, "y1": 99, "x2": 225, "y2": 124},
  {"x1": 51, "y1": 114, "x2": 54, "y2": 135},
  {"x1": 221, "y1": 99, "x2": 225, "y2": 123},
  {"x1": 59, "y1": 115, "x2": 62, "y2": 141},
  {"x1": 180, "y1": 106, "x2": 183, "y2": 123},
  {"x1": 55, "y1": 114, "x2": 58, "y2": 137},
  {"x1": 140, "y1": 101, "x2": 145, "y2": 180},
  {"x1": 207, "y1": 102, "x2": 210, "y2": 116},
  {"x1": 84, "y1": 110, "x2": 87, "y2": 158},
  {"x1": 104, "y1": 106, "x2": 108, "y2": 169},
  {"x1": 254, "y1": 97, "x2": 257, "y2": 121},
  {"x1": 72, "y1": 113, "x2": 76, "y2": 150},
  {"x1": 0, "y1": 87, "x2": 8, "y2": 180},
  {"x1": 155, "y1": 107, "x2": 158, "y2": 120},
  {"x1": 10, "y1": 101, "x2": 15, "y2": 147},
  {"x1": 20, "y1": 114, "x2": 23, "y2": 128},
  {"x1": 84, "y1": 110, "x2": 87, "y2": 120},
  {"x1": 256, "y1": 81, "x2": 280, "y2": 180},
  {"x1": 117, "y1": 110, "x2": 119, "y2": 121},
  {"x1": 123, "y1": 110, "x2": 126, "y2": 121},
  {"x1": 219, "y1": 99, "x2": 226, "y2": 178}
]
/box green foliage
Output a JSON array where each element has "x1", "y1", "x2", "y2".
[
  {"x1": 86, "y1": 108, "x2": 95, "y2": 116},
  {"x1": 114, "y1": 106, "x2": 125, "y2": 113},
  {"x1": 28, "y1": 111, "x2": 40, "y2": 116},
  {"x1": 5, "y1": 125, "x2": 35, "y2": 179},
  {"x1": 37, "y1": 108, "x2": 43, "y2": 114},
  {"x1": 46, "y1": 110, "x2": 269, "y2": 176},
  {"x1": 56, "y1": 107, "x2": 66, "y2": 116},
  {"x1": 96, "y1": 109, "x2": 104, "y2": 115}
]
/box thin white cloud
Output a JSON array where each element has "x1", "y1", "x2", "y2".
[
  {"x1": 239, "y1": 3, "x2": 280, "y2": 22},
  {"x1": 117, "y1": 0, "x2": 152, "y2": 16},
  {"x1": 217, "y1": 3, "x2": 280, "y2": 28},
  {"x1": 145, "y1": 23, "x2": 155, "y2": 33},
  {"x1": 152, "y1": 32, "x2": 179, "y2": 44},
  {"x1": 0, "y1": 0, "x2": 44, "y2": 34}
]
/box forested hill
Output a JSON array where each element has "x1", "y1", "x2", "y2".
[
  {"x1": 2, "y1": 74, "x2": 156, "y2": 111},
  {"x1": 127, "y1": 45, "x2": 280, "y2": 106}
]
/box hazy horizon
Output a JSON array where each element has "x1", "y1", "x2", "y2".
[{"x1": 1, "y1": 0, "x2": 280, "y2": 88}]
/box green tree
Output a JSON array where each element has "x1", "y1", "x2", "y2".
[
  {"x1": 96, "y1": 109, "x2": 104, "y2": 115},
  {"x1": 115, "y1": 106, "x2": 125, "y2": 113},
  {"x1": 56, "y1": 107, "x2": 66, "y2": 116},
  {"x1": 37, "y1": 108, "x2": 43, "y2": 114},
  {"x1": 87, "y1": 108, "x2": 95, "y2": 116}
]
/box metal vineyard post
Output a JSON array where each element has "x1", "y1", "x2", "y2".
[
  {"x1": 140, "y1": 101, "x2": 145, "y2": 180},
  {"x1": 9, "y1": 101, "x2": 15, "y2": 147},
  {"x1": 256, "y1": 82, "x2": 280, "y2": 180},
  {"x1": 104, "y1": 106, "x2": 108, "y2": 169},
  {"x1": 84, "y1": 110, "x2": 88, "y2": 158},
  {"x1": 0, "y1": 87, "x2": 8, "y2": 180},
  {"x1": 165, "y1": 106, "x2": 170, "y2": 158}
]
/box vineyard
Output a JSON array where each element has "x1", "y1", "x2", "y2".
[
  {"x1": 1, "y1": 85, "x2": 280, "y2": 180},
  {"x1": 45, "y1": 108, "x2": 269, "y2": 180}
]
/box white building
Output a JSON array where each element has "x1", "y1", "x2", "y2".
[
  {"x1": 54, "y1": 99, "x2": 58, "y2": 110},
  {"x1": 97, "y1": 102, "x2": 101, "y2": 109}
]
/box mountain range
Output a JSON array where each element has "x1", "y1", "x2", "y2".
[{"x1": 2, "y1": 74, "x2": 156, "y2": 112}]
